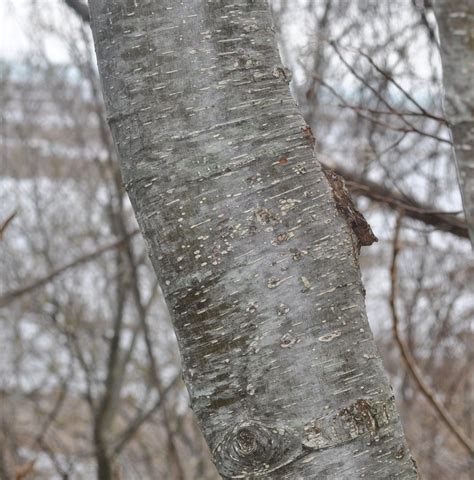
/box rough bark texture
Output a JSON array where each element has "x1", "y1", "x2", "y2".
[
  {"x1": 434, "y1": 0, "x2": 474, "y2": 246},
  {"x1": 89, "y1": 1, "x2": 417, "y2": 478}
]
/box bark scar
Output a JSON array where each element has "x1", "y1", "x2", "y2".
[
  {"x1": 272, "y1": 65, "x2": 292, "y2": 84},
  {"x1": 301, "y1": 125, "x2": 316, "y2": 148},
  {"x1": 302, "y1": 398, "x2": 393, "y2": 451},
  {"x1": 322, "y1": 166, "x2": 378, "y2": 255}
]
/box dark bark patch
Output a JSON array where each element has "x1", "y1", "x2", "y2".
[
  {"x1": 271, "y1": 231, "x2": 293, "y2": 245},
  {"x1": 322, "y1": 167, "x2": 378, "y2": 254},
  {"x1": 255, "y1": 207, "x2": 278, "y2": 224},
  {"x1": 280, "y1": 332, "x2": 297, "y2": 348},
  {"x1": 267, "y1": 277, "x2": 282, "y2": 289},
  {"x1": 301, "y1": 125, "x2": 316, "y2": 147},
  {"x1": 290, "y1": 247, "x2": 307, "y2": 261},
  {"x1": 303, "y1": 398, "x2": 393, "y2": 451},
  {"x1": 339, "y1": 398, "x2": 380, "y2": 434}
]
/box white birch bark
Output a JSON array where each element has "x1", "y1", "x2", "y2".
[
  {"x1": 434, "y1": 0, "x2": 474, "y2": 246},
  {"x1": 88, "y1": 1, "x2": 418, "y2": 478}
]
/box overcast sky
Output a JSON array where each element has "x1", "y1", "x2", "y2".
[{"x1": 0, "y1": 0, "x2": 70, "y2": 63}]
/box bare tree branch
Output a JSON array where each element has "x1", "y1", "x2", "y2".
[
  {"x1": 0, "y1": 229, "x2": 139, "y2": 308},
  {"x1": 112, "y1": 374, "x2": 182, "y2": 456},
  {"x1": 329, "y1": 163, "x2": 469, "y2": 239},
  {"x1": 0, "y1": 211, "x2": 17, "y2": 240},
  {"x1": 390, "y1": 214, "x2": 474, "y2": 454},
  {"x1": 329, "y1": 42, "x2": 452, "y2": 144},
  {"x1": 14, "y1": 459, "x2": 36, "y2": 480}
]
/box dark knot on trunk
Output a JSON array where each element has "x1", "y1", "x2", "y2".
[{"x1": 212, "y1": 420, "x2": 301, "y2": 478}]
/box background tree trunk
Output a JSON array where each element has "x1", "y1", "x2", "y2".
[
  {"x1": 89, "y1": 1, "x2": 417, "y2": 478},
  {"x1": 433, "y1": 0, "x2": 474, "y2": 246}
]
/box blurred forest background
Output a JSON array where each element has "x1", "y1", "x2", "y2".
[{"x1": 0, "y1": 0, "x2": 472, "y2": 479}]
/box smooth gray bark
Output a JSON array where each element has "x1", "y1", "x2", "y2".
[
  {"x1": 89, "y1": 1, "x2": 417, "y2": 478},
  {"x1": 434, "y1": 0, "x2": 474, "y2": 246}
]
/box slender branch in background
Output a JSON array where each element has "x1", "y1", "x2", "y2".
[
  {"x1": 337, "y1": 103, "x2": 444, "y2": 120},
  {"x1": 0, "y1": 229, "x2": 139, "y2": 308},
  {"x1": 0, "y1": 211, "x2": 17, "y2": 240},
  {"x1": 411, "y1": 0, "x2": 437, "y2": 44},
  {"x1": 311, "y1": 72, "x2": 451, "y2": 145},
  {"x1": 125, "y1": 239, "x2": 186, "y2": 479},
  {"x1": 35, "y1": 377, "x2": 70, "y2": 445},
  {"x1": 390, "y1": 213, "x2": 474, "y2": 454},
  {"x1": 327, "y1": 163, "x2": 469, "y2": 239},
  {"x1": 33, "y1": 376, "x2": 72, "y2": 479},
  {"x1": 112, "y1": 374, "x2": 182, "y2": 456},
  {"x1": 36, "y1": 435, "x2": 72, "y2": 479},
  {"x1": 64, "y1": 0, "x2": 90, "y2": 23},
  {"x1": 329, "y1": 41, "x2": 451, "y2": 144},
  {"x1": 356, "y1": 48, "x2": 446, "y2": 123},
  {"x1": 14, "y1": 460, "x2": 36, "y2": 480}
]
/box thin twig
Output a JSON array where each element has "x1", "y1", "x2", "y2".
[
  {"x1": 111, "y1": 374, "x2": 181, "y2": 455},
  {"x1": 337, "y1": 103, "x2": 445, "y2": 123},
  {"x1": 0, "y1": 210, "x2": 17, "y2": 240},
  {"x1": 390, "y1": 213, "x2": 474, "y2": 454},
  {"x1": 312, "y1": 72, "x2": 451, "y2": 145},
  {"x1": 357, "y1": 49, "x2": 446, "y2": 123}
]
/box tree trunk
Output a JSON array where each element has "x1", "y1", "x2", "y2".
[
  {"x1": 89, "y1": 1, "x2": 417, "y2": 478},
  {"x1": 433, "y1": 0, "x2": 474, "y2": 246}
]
